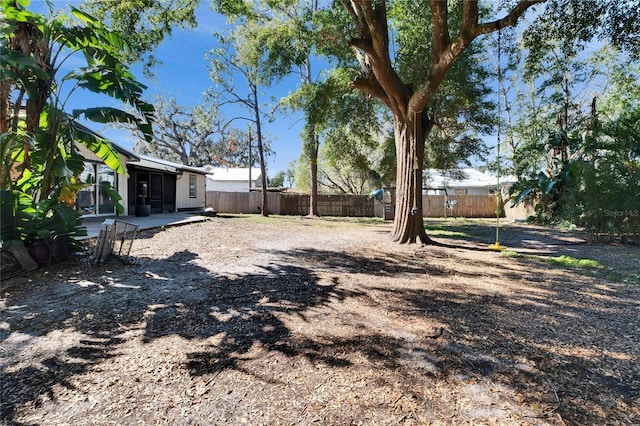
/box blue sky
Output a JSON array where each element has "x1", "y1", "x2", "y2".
[
  {"x1": 32, "y1": 1, "x2": 306, "y2": 177},
  {"x1": 126, "y1": 4, "x2": 307, "y2": 177},
  {"x1": 29, "y1": 1, "x2": 556, "y2": 178}
]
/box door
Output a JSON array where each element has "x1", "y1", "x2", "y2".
[
  {"x1": 163, "y1": 174, "x2": 176, "y2": 212},
  {"x1": 77, "y1": 163, "x2": 117, "y2": 216},
  {"x1": 150, "y1": 173, "x2": 163, "y2": 214}
]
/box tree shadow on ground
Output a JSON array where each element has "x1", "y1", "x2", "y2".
[
  {"x1": 2, "y1": 241, "x2": 638, "y2": 424},
  {"x1": 274, "y1": 246, "x2": 640, "y2": 424},
  {"x1": 425, "y1": 220, "x2": 589, "y2": 257},
  {"x1": 0, "y1": 250, "x2": 360, "y2": 424},
  {"x1": 383, "y1": 282, "x2": 638, "y2": 424}
]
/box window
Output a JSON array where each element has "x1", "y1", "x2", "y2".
[
  {"x1": 189, "y1": 174, "x2": 197, "y2": 198},
  {"x1": 454, "y1": 189, "x2": 468, "y2": 195},
  {"x1": 77, "y1": 162, "x2": 117, "y2": 216}
]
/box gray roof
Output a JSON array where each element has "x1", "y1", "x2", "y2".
[
  {"x1": 131, "y1": 154, "x2": 209, "y2": 175},
  {"x1": 73, "y1": 122, "x2": 207, "y2": 175},
  {"x1": 73, "y1": 121, "x2": 140, "y2": 161}
]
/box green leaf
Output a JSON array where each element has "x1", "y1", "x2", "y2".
[
  {"x1": 542, "y1": 178, "x2": 557, "y2": 195},
  {"x1": 70, "y1": 6, "x2": 102, "y2": 28},
  {"x1": 100, "y1": 181, "x2": 125, "y2": 215},
  {"x1": 71, "y1": 123, "x2": 126, "y2": 175},
  {"x1": 0, "y1": 184, "x2": 37, "y2": 245},
  {"x1": 0, "y1": 46, "x2": 49, "y2": 79},
  {"x1": 511, "y1": 186, "x2": 535, "y2": 206},
  {"x1": 73, "y1": 107, "x2": 140, "y2": 125}
]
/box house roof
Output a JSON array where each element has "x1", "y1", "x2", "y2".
[
  {"x1": 424, "y1": 168, "x2": 511, "y2": 188},
  {"x1": 71, "y1": 121, "x2": 207, "y2": 175},
  {"x1": 73, "y1": 122, "x2": 140, "y2": 161},
  {"x1": 204, "y1": 167, "x2": 263, "y2": 181},
  {"x1": 132, "y1": 154, "x2": 209, "y2": 175}
]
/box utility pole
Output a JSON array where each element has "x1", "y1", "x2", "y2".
[{"x1": 248, "y1": 125, "x2": 252, "y2": 191}]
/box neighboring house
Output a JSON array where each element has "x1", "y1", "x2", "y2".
[
  {"x1": 76, "y1": 134, "x2": 207, "y2": 217},
  {"x1": 203, "y1": 167, "x2": 263, "y2": 192},
  {"x1": 423, "y1": 168, "x2": 516, "y2": 195}
]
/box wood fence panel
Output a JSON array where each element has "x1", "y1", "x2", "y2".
[
  {"x1": 315, "y1": 194, "x2": 374, "y2": 216},
  {"x1": 207, "y1": 191, "x2": 248, "y2": 213},
  {"x1": 280, "y1": 193, "x2": 309, "y2": 215},
  {"x1": 445, "y1": 195, "x2": 497, "y2": 218},
  {"x1": 206, "y1": 191, "x2": 497, "y2": 218},
  {"x1": 423, "y1": 195, "x2": 447, "y2": 217},
  {"x1": 422, "y1": 195, "x2": 496, "y2": 218}
]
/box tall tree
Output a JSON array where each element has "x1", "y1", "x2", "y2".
[
  {"x1": 316, "y1": 74, "x2": 385, "y2": 194},
  {"x1": 337, "y1": 0, "x2": 639, "y2": 243},
  {"x1": 318, "y1": 138, "x2": 382, "y2": 195},
  {"x1": 269, "y1": 170, "x2": 285, "y2": 188},
  {"x1": 207, "y1": 127, "x2": 271, "y2": 168},
  {"x1": 207, "y1": 29, "x2": 272, "y2": 216},
  {"x1": 509, "y1": 46, "x2": 640, "y2": 237},
  {"x1": 511, "y1": 46, "x2": 597, "y2": 179},
  {"x1": 336, "y1": 1, "x2": 542, "y2": 243},
  {"x1": 134, "y1": 95, "x2": 230, "y2": 167},
  {"x1": 214, "y1": 0, "x2": 353, "y2": 217}
]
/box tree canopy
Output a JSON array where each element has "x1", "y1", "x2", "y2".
[
  {"x1": 134, "y1": 96, "x2": 222, "y2": 166},
  {"x1": 81, "y1": 0, "x2": 200, "y2": 74}
]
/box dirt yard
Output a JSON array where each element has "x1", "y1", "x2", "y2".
[{"x1": 1, "y1": 215, "x2": 639, "y2": 425}]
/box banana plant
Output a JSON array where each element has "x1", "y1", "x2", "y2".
[{"x1": 1, "y1": 0, "x2": 154, "y2": 247}]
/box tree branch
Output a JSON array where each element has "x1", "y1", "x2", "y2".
[
  {"x1": 474, "y1": 0, "x2": 546, "y2": 36},
  {"x1": 339, "y1": 0, "x2": 359, "y2": 27},
  {"x1": 461, "y1": 1, "x2": 479, "y2": 36},
  {"x1": 349, "y1": 75, "x2": 390, "y2": 107},
  {"x1": 430, "y1": 0, "x2": 450, "y2": 57},
  {"x1": 410, "y1": 0, "x2": 545, "y2": 114},
  {"x1": 343, "y1": 0, "x2": 410, "y2": 117},
  {"x1": 347, "y1": 37, "x2": 372, "y2": 53}
]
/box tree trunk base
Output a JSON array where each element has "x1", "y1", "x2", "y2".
[{"x1": 390, "y1": 230, "x2": 435, "y2": 245}]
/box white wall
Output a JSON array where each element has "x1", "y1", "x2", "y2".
[
  {"x1": 462, "y1": 187, "x2": 492, "y2": 196},
  {"x1": 424, "y1": 187, "x2": 491, "y2": 196},
  {"x1": 177, "y1": 173, "x2": 206, "y2": 210},
  {"x1": 206, "y1": 178, "x2": 259, "y2": 192}
]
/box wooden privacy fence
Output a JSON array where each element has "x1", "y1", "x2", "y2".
[
  {"x1": 422, "y1": 195, "x2": 498, "y2": 218},
  {"x1": 206, "y1": 191, "x2": 498, "y2": 218}
]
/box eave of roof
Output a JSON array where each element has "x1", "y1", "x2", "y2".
[
  {"x1": 72, "y1": 122, "x2": 140, "y2": 161},
  {"x1": 132, "y1": 154, "x2": 208, "y2": 175}
]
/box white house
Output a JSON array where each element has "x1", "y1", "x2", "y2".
[
  {"x1": 204, "y1": 167, "x2": 263, "y2": 192},
  {"x1": 124, "y1": 155, "x2": 207, "y2": 215},
  {"x1": 423, "y1": 168, "x2": 516, "y2": 195},
  {"x1": 75, "y1": 130, "x2": 207, "y2": 217}
]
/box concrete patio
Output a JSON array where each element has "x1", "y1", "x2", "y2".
[{"x1": 80, "y1": 212, "x2": 211, "y2": 240}]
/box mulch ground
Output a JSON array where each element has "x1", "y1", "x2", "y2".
[{"x1": 1, "y1": 216, "x2": 639, "y2": 425}]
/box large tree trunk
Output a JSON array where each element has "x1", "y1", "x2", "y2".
[{"x1": 391, "y1": 111, "x2": 433, "y2": 244}]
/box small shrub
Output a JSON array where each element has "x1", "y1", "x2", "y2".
[
  {"x1": 545, "y1": 255, "x2": 601, "y2": 269},
  {"x1": 501, "y1": 250, "x2": 522, "y2": 258}
]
